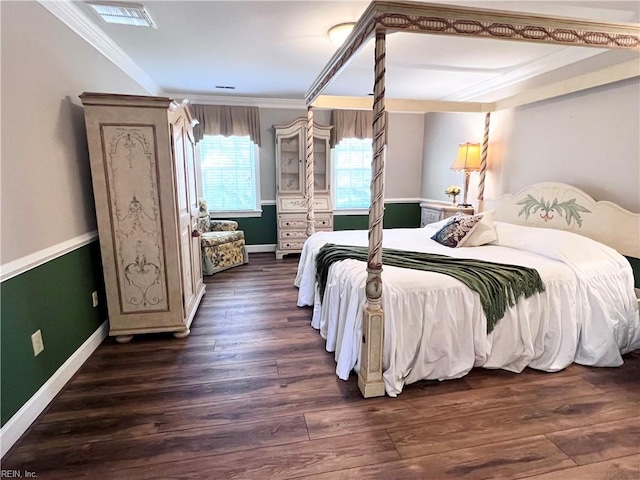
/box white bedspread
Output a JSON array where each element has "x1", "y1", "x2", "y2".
[{"x1": 295, "y1": 222, "x2": 640, "y2": 396}]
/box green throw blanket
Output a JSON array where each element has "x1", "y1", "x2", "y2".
[{"x1": 315, "y1": 244, "x2": 545, "y2": 333}]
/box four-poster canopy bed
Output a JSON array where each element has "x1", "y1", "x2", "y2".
[{"x1": 297, "y1": 1, "x2": 640, "y2": 397}]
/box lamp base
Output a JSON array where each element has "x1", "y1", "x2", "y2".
[{"x1": 457, "y1": 203, "x2": 473, "y2": 208}]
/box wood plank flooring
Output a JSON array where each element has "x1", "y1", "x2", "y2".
[{"x1": 3, "y1": 253, "x2": 639, "y2": 479}]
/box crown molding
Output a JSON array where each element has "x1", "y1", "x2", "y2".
[
  {"x1": 37, "y1": 0, "x2": 163, "y2": 96},
  {"x1": 495, "y1": 58, "x2": 640, "y2": 111},
  {"x1": 442, "y1": 47, "x2": 604, "y2": 102},
  {"x1": 169, "y1": 93, "x2": 307, "y2": 109}
]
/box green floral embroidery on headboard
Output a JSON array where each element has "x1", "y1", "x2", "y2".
[{"x1": 517, "y1": 195, "x2": 591, "y2": 228}]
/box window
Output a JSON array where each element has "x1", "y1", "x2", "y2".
[
  {"x1": 199, "y1": 135, "x2": 260, "y2": 215},
  {"x1": 333, "y1": 137, "x2": 372, "y2": 210}
]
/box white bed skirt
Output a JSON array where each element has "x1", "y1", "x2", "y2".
[{"x1": 295, "y1": 225, "x2": 640, "y2": 396}]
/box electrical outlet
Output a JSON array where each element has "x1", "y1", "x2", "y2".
[
  {"x1": 31, "y1": 330, "x2": 44, "y2": 356},
  {"x1": 92, "y1": 291, "x2": 99, "y2": 308}
]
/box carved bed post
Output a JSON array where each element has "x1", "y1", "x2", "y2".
[
  {"x1": 477, "y1": 112, "x2": 490, "y2": 212},
  {"x1": 306, "y1": 106, "x2": 315, "y2": 236},
  {"x1": 359, "y1": 28, "x2": 387, "y2": 398}
]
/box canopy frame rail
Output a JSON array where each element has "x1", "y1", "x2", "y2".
[{"x1": 306, "y1": 1, "x2": 639, "y2": 106}]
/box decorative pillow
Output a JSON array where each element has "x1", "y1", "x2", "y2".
[
  {"x1": 458, "y1": 210, "x2": 498, "y2": 247},
  {"x1": 431, "y1": 214, "x2": 483, "y2": 248}
]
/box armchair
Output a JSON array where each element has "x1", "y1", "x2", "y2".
[{"x1": 198, "y1": 199, "x2": 249, "y2": 275}]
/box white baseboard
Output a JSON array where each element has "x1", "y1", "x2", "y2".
[
  {"x1": 246, "y1": 244, "x2": 276, "y2": 253},
  {"x1": 0, "y1": 321, "x2": 108, "y2": 458}
]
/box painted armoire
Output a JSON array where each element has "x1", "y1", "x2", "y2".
[{"x1": 80, "y1": 93, "x2": 205, "y2": 342}]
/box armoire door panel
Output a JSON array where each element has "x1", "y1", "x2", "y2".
[
  {"x1": 185, "y1": 135, "x2": 203, "y2": 283},
  {"x1": 173, "y1": 127, "x2": 188, "y2": 212},
  {"x1": 173, "y1": 124, "x2": 196, "y2": 313},
  {"x1": 100, "y1": 124, "x2": 169, "y2": 314}
]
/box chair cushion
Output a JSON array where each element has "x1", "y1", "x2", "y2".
[
  {"x1": 201, "y1": 230, "x2": 245, "y2": 247},
  {"x1": 210, "y1": 220, "x2": 238, "y2": 232}
]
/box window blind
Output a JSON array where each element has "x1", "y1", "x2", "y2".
[
  {"x1": 333, "y1": 138, "x2": 372, "y2": 209},
  {"x1": 200, "y1": 135, "x2": 258, "y2": 212}
]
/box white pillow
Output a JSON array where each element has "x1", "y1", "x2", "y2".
[
  {"x1": 458, "y1": 209, "x2": 498, "y2": 247},
  {"x1": 424, "y1": 216, "x2": 456, "y2": 230}
]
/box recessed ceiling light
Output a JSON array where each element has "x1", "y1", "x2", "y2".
[
  {"x1": 86, "y1": 1, "x2": 156, "y2": 28},
  {"x1": 328, "y1": 22, "x2": 356, "y2": 47}
]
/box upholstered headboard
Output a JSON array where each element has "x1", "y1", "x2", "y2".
[{"x1": 484, "y1": 182, "x2": 640, "y2": 259}]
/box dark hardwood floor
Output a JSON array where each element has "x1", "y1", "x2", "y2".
[{"x1": 4, "y1": 253, "x2": 639, "y2": 479}]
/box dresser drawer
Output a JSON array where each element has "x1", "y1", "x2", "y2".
[
  {"x1": 279, "y1": 229, "x2": 307, "y2": 240},
  {"x1": 278, "y1": 240, "x2": 305, "y2": 251},
  {"x1": 421, "y1": 209, "x2": 442, "y2": 227},
  {"x1": 278, "y1": 214, "x2": 333, "y2": 229},
  {"x1": 420, "y1": 203, "x2": 474, "y2": 227},
  {"x1": 278, "y1": 217, "x2": 304, "y2": 229},
  {"x1": 315, "y1": 217, "x2": 333, "y2": 228}
]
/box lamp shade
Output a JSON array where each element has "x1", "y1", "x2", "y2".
[{"x1": 451, "y1": 143, "x2": 482, "y2": 172}]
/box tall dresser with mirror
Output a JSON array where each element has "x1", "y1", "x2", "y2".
[
  {"x1": 80, "y1": 93, "x2": 205, "y2": 343},
  {"x1": 274, "y1": 118, "x2": 333, "y2": 259}
]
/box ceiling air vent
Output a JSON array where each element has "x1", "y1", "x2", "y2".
[{"x1": 86, "y1": 1, "x2": 156, "y2": 28}]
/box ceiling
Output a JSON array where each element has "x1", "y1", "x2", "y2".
[{"x1": 69, "y1": 0, "x2": 640, "y2": 103}]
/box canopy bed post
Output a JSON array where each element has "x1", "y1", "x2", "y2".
[
  {"x1": 359, "y1": 28, "x2": 387, "y2": 398},
  {"x1": 477, "y1": 112, "x2": 490, "y2": 212},
  {"x1": 306, "y1": 106, "x2": 315, "y2": 236}
]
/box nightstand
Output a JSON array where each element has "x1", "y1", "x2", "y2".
[{"x1": 420, "y1": 202, "x2": 474, "y2": 227}]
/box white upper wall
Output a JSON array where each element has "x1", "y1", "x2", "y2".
[
  {"x1": 1, "y1": 2, "x2": 148, "y2": 264},
  {"x1": 422, "y1": 78, "x2": 640, "y2": 213},
  {"x1": 421, "y1": 112, "x2": 484, "y2": 203},
  {"x1": 491, "y1": 78, "x2": 639, "y2": 212},
  {"x1": 386, "y1": 113, "x2": 424, "y2": 200}
]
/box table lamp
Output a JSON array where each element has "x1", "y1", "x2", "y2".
[{"x1": 451, "y1": 142, "x2": 481, "y2": 207}]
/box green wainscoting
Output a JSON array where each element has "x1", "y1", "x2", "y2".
[
  {"x1": 224, "y1": 203, "x2": 420, "y2": 245},
  {"x1": 0, "y1": 242, "x2": 106, "y2": 426},
  {"x1": 334, "y1": 203, "x2": 421, "y2": 231},
  {"x1": 626, "y1": 256, "x2": 640, "y2": 289},
  {"x1": 227, "y1": 204, "x2": 277, "y2": 246}
]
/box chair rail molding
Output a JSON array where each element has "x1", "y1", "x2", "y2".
[{"x1": 0, "y1": 231, "x2": 98, "y2": 282}]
